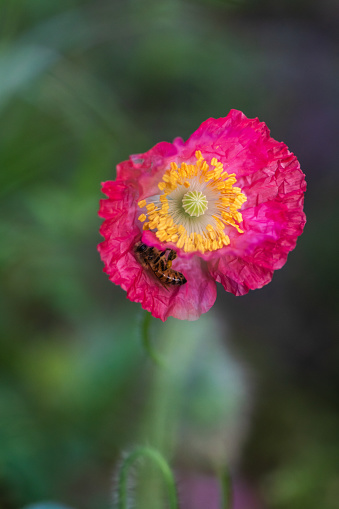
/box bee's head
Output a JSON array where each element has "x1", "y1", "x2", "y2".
[{"x1": 135, "y1": 242, "x2": 147, "y2": 254}]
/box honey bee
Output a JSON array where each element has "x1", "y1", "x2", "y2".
[{"x1": 134, "y1": 242, "x2": 187, "y2": 288}]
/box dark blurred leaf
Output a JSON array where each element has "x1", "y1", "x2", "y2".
[{"x1": 22, "y1": 503, "x2": 74, "y2": 509}]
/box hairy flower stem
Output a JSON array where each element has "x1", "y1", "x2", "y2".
[
  {"x1": 219, "y1": 467, "x2": 232, "y2": 509},
  {"x1": 117, "y1": 446, "x2": 179, "y2": 509},
  {"x1": 141, "y1": 311, "x2": 166, "y2": 367}
]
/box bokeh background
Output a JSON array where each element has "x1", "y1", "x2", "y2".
[{"x1": 1, "y1": 1, "x2": 339, "y2": 508}]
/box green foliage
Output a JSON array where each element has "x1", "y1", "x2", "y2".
[{"x1": 22, "y1": 504, "x2": 75, "y2": 509}]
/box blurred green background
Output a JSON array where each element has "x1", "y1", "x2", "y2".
[{"x1": 1, "y1": 1, "x2": 339, "y2": 508}]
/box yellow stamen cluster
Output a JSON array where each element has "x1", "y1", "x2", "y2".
[{"x1": 137, "y1": 151, "x2": 247, "y2": 254}]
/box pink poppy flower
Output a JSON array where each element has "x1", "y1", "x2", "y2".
[{"x1": 98, "y1": 110, "x2": 306, "y2": 321}]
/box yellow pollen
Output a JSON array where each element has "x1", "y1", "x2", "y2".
[
  {"x1": 146, "y1": 203, "x2": 155, "y2": 212},
  {"x1": 137, "y1": 152, "x2": 247, "y2": 253}
]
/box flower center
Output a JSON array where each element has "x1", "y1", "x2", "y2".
[
  {"x1": 137, "y1": 151, "x2": 247, "y2": 254},
  {"x1": 182, "y1": 190, "x2": 208, "y2": 217}
]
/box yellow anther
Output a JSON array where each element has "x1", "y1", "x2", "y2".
[
  {"x1": 227, "y1": 179, "x2": 237, "y2": 187},
  {"x1": 156, "y1": 230, "x2": 168, "y2": 242},
  {"x1": 137, "y1": 151, "x2": 246, "y2": 255},
  {"x1": 212, "y1": 215, "x2": 225, "y2": 229},
  {"x1": 146, "y1": 203, "x2": 155, "y2": 211},
  {"x1": 166, "y1": 226, "x2": 178, "y2": 235},
  {"x1": 221, "y1": 211, "x2": 231, "y2": 220},
  {"x1": 177, "y1": 233, "x2": 187, "y2": 249},
  {"x1": 169, "y1": 171, "x2": 178, "y2": 181},
  {"x1": 220, "y1": 172, "x2": 229, "y2": 179},
  {"x1": 147, "y1": 212, "x2": 157, "y2": 221},
  {"x1": 148, "y1": 215, "x2": 160, "y2": 228},
  {"x1": 201, "y1": 161, "x2": 209, "y2": 173}
]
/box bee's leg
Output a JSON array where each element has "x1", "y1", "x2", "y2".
[
  {"x1": 166, "y1": 249, "x2": 177, "y2": 267},
  {"x1": 168, "y1": 250, "x2": 177, "y2": 261}
]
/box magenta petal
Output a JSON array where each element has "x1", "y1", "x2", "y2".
[
  {"x1": 100, "y1": 234, "x2": 216, "y2": 322},
  {"x1": 207, "y1": 254, "x2": 274, "y2": 296},
  {"x1": 98, "y1": 180, "x2": 216, "y2": 321},
  {"x1": 125, "y1": 255, "x2": 217, "y2": 321},
  {"x1": 118, "y1": 141, "x2": 183, "y2": 200}
]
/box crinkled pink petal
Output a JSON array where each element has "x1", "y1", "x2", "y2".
[
  {"x1": 117, "y1": 141, "x2": 183, "y2": 201},
  {"x1": 207, "y1": 254, "x2": 274, "y2": 296},
  {"x1": 124, "y1": 254, "x2": 216, "y2": 322},
  {"x1": 174, "y1": 110, "x2": 306, "y2": 294},
  {"x1": 98, "y1": 180, "x2": 216, "y2": 321}
]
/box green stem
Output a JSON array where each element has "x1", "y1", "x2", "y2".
[
  {"x1": 141, "y1": 311, "x2": 166, "y2": 367},
  {"x1": 117, "y1": 446, "x2": 179, "y2": 509},
  {"x1": 219, "y1": 467, "x2": 232, "y2": 509}
]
